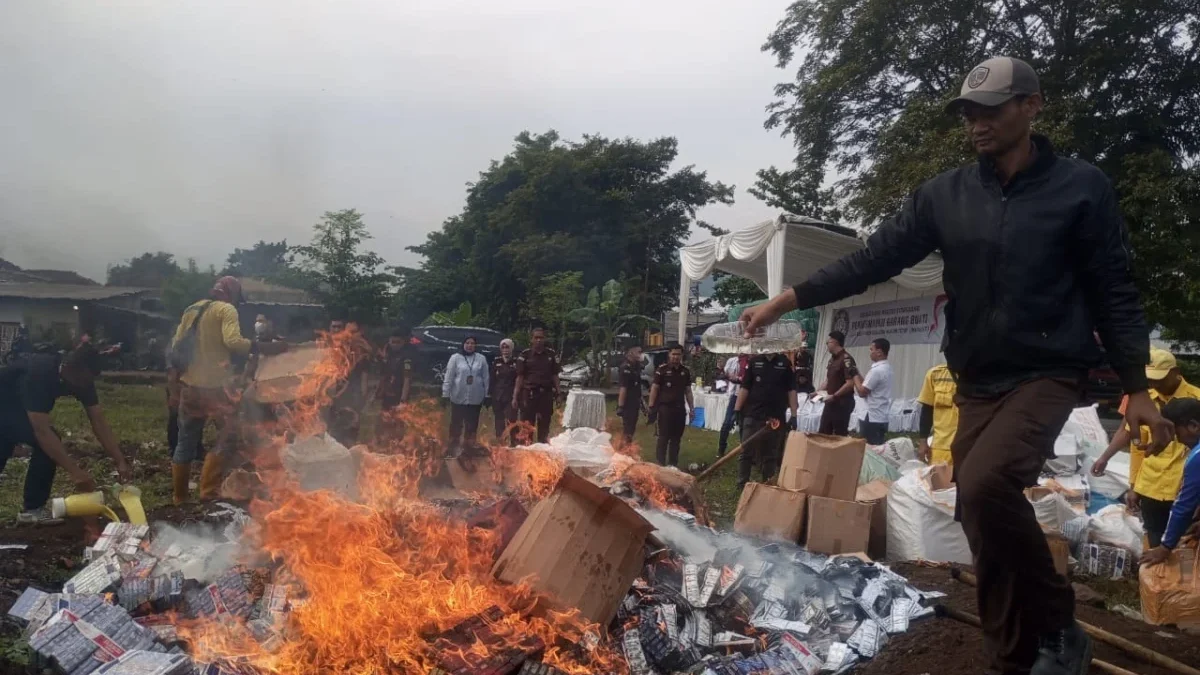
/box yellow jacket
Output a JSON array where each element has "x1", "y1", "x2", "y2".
[
  {"x1": 1124, "y1": 378, "x2": 1200, "y2": 501},
  {"x1": 170, "y1": 300, "x2": 251, "y2": 388}
]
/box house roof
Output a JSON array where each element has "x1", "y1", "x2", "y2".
[{"x1": 0, "y1": 283, "x2": 151, "y2": 301}]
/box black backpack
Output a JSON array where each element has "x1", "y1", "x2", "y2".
[{"x1": 168, "y1": 301, "x2": 213, "y2": 372}]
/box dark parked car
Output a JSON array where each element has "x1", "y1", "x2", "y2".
[{"x1": 410, "y1": 326, "x2": 505, "y2": 383}]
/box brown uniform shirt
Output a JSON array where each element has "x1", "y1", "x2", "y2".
[
  {"x1": 824, "y1": 349, "x2": 859, "y2": 396},
  {"x1": 491, "y1": 356, "x2": 519, "y2": 402},
  {"x1": 516, "y1": 347, "x2": 560, "y2": 390},
  {"x1": 653, "y1": 363, "x2": 692, "y2": 406}
]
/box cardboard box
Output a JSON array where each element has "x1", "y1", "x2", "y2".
[
  {"x1": 1140, "y1": 542, "x2": 1200, "y2": 626},
  {"x1": 733, "y1": 483, "x2": 807, "y2": 543},
  {"x1": 1045, "y1": 531, "x2": 1070, "y2": 578},
  {"x1": 855, "y1": 480, "x2": 891, "y2": 561},
  {"x1": 492, "y1": 469, "x2": 652, "y2": 626},
  {"x1": 252, "y1": 342, "x2": 328, "y2": 403},
  {"x1": 805, "y1": 496, "x2": 872, "y2": 556},
  {"x1": 778, "y1": 433, "x2": 866, "y2": 501}
]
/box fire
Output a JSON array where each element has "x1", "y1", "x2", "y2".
[
  {"x1": 179, "y1": 327, "x2": 626, "y2": 674},
  {"x1": 612, "y1": 463, "x2": 678, "y2": 511}
]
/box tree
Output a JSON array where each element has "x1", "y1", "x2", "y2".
[
  {"x1": 525, "y1": 271, "x2": 585, "y2": 355},
  {"x1": 568, "y1": 279, "x2": 658, "y2": 385},
  {"x1": 290, "y1": 210, "x2": 396, "y2": 324},
  {"x1": 223, "y1": 240, "x2": 304, "y2": 287},
  {"x1": 712, "y1": 273, "x2": 766, "y2": 309},
  {"x1": 758, "y1": 0, "x2": 1200, "y2": 338},
  {"x1": 423, "y1": 301, "x2": 486, "y2": 327},
  {"x1": 107, "y1": 252, "x2": 180, "y2": 287},
  {"x1": 161, "y1": 259, "x2": 218, "y2": 317},
  {"x1": 396, "y1": 131, "x2": 734, "y2": 331}
]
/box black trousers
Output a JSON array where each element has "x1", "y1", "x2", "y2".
[
  {"x1": 1138, "y1": 494, "x2": 1174, "y2": 548},
  {"x1": 448, "y1": 403, "x2": 482, "y2": 451},
  {"x1": 493, "y1": 398, "x2": 516, "y2": 446},
  {"x1": 655, "y1": 404, "x2": 686, "y2": 466},
  {"x1": 738, "y1": 417, "x2": 786, "y2": 487},
  {"x1": 952, "y1": 378, "x2": 1078, "y2": 673},
  {"x1": 0, "y1": 417, "x2": 57, "y2": 511},
  {"x1": 519, "y1": 389, "x2": 554, "y2": 444},
  {"x1": 619, "y1": 405, "x2": 640, "y2": 443},
  {"x1": 818, "y1": 396, "x2": 853, "y2": 436},
  {"x1": 861, "y1": 417, "x2": 888, "y2": 445},
  {"x1": 717, "y1": 393, "x2": 738, "y2": 455}
]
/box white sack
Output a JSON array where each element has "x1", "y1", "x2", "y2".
[
  {"x1": 1029, "y1": 492, "x2": 1080, "y2": 532},
  {"x1": 886, "y1": 466, "x2": 972, "y2": 565},
  {"x1": 1088, "y1": 505, "x2": 1144, "y2": 558}
]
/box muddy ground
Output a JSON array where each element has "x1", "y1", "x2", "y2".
[{"x1": 2, "y1": 512, "x2": 1197, "y2": 674}]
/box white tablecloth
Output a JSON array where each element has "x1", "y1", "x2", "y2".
[
  {"x1": 562, "y1": 389, "x2": 607, "y2": 430},
  {"x1": 690, "y1": 387, "x2": 733, "y2": 431}
]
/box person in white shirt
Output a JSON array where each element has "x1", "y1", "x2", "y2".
[
  {"x1": 716, "y1": 355, "x2": 744, "y2": 457},
  {"x1": 442, "y1": 336, "x2": 490, "y2": 456},
  {"x1": 854, "y1": 338, "x2": 893, "y2": 445}
]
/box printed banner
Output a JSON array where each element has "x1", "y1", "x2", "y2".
[{"x1": 829, "y1": 295, "x2": 948, "y2": 348}]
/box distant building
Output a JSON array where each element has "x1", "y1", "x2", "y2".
[{"x1": 0, "y1": 283, "x2": 161, "y2": 354}]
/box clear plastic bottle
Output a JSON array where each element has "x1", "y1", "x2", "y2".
[{"x1": 700, "y1": 321, "x2": 808, "y2": 354}]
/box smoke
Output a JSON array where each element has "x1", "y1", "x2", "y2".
[{"x1": 150, "y1": 521, "x2": 246, "y2": 584}]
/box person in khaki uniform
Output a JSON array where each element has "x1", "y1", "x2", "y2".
[
  {"x1": 916, "y1": 363, "x2": 959, "y2": 465},
  {"x1": 1093, "y1": 348, "x2": 1200, "y2": 547}
]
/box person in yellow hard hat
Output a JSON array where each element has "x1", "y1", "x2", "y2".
[
  {"x1": 916, "y1": 363, "x2": 959, "y2": 465},
  {"x1": 1093, "y1": 348, "x2": 1200, "y2": 547}
]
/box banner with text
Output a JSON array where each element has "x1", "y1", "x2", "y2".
[{"x1": 829, "y1": 295, "x2": 948, "y2": 348}]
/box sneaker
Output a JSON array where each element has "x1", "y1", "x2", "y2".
[
  {"x1": 1032, "y1": 622, "x2": 1092, "y2": 675},
  {"x1": 16, "y1": 507, "x2": 64, "y2": 527}
]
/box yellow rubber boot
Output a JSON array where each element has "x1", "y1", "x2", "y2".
[
  {"x1": 171, "y1": 463, "x2": 191, "y2": 505},
  {"x1": 198, "y1": 454, "x2": 224, "y2": 501}
]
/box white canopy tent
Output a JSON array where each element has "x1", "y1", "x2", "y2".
[{"x1": 678, "y1": 214, "x2": 946, "y2": 399}]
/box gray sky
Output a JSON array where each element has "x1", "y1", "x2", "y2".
[{"x1": 0, "y1": 0, "x2": 796, "y2": 282}]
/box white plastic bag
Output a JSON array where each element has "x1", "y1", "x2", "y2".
[
  {"x1": 886, "y1": 466, "x2": 972, "y2": 564},
  {"x1": 1088, "y1": 505, "x2": 1144, "y2": 558},
  {"x1": 1029, "y1": 491, "x2": 1079, "y2": 532}
]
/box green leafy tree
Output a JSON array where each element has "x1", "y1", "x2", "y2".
[
  {"x1": 106, "y1": 252, "x2": 181, "y2": 287},
  {"x1": 396, "y1": 131, "x2": 734, "y2": 330},
  {"x1": 423, "y1": 301, "x2": 487, "y2": 327},
  {"x1": 758, "y1": 0, "x2": 1200, "y2": 338},
  {"x1": 290, "y1": 209, "x2": 396, "y2": 324},
  {"x1": 161, "y1": 259, "x2": 218, "y2": 317},
  {"x1": 568, "y1": 279, "x2": 659, "y2": 385},
  {"x1": 712, "y1": 273, "x2": 766, "y2": 309},
  {"x1": 222, "y1": 240, "x2": 305, "y2": 287},
  {"x1": 525, "y1": 271, "x2": 585, "y2": 355}
]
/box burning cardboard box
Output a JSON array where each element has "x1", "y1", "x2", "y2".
[
  {"x1": 805, "y1": 496, "x2": 873, "y2": 556},
  {"x1": 778, "y1": 433, "x2": 865, "y2": 500},
  {"x1": 492, "y1": 469, "x2": 653, "y2": 626},
  {"x1": 251, "y1": 342, "x2": 328, "y2": 403},
  {"x1": 733, "y1": 483, "x2": 807, "y2": 543}
]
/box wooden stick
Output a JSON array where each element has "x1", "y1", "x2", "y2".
[
  {"x1": 695, "y1": 420, "x2": 780, "y2": 482},
  {"x1": 935, "y1": 606, "x2": 1141, "y2": 675},
  {"x1": 950, "y1": 569, "x2": 1200, "y2": 675}
]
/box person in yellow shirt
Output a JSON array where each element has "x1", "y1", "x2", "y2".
[
  {"x1": 916, "y1": 363, "x2": 958, "y2": 465},
  {"x1": 169, "y1": 277, "x2": 286, "y2": 504},
  {"x1": 1093, "y1": 348, "x2": 1200, "y2": 547}
]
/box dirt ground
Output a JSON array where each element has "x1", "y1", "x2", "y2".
[{"x1": 860, "y1": 563, "x2": 1200, "y2": 675}]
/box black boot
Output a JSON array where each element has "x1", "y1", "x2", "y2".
[{"x1": 1032, "y1": 622, "x2": 1092, "y2": 675}]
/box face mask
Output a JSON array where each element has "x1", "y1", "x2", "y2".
[{"x1": 255, "y1": 322, "x2": 267, "y2": 336}]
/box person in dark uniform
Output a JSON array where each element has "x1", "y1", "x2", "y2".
[
  {"x1": 817, "y1": 331, "x2": 858, "y2": 436},
  {"x1": 513, "y1": 326, "x2": 560, "y2": 444},
  {"x1": 617, "y1": 345, "x2": 645, "y2": 444},
  {"x1": 793, "y1": 342, "x2": 815, "y2": 395},
  {"x1": 0, "y1": 342, "x2": 133, "y2": 524},
  {"x1": 325, "y1": 320, "x2": 373, "y2": 447},
  {"x1": 648, "y1": 343, "x2": 694, "y2": 466},
  {"x1": 733, "y1": 351, "x2": 798, "y2": 489},
  {"x1": 491, "y1": 339, "x2": 519, "y2": 445},
  {"x1": 376, "y1": 327, "x2": 414, "y2": 444}
]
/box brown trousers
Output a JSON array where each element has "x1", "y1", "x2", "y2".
[{"x1": 951, "y1": 378, "x2": 1078, "y2": 673}]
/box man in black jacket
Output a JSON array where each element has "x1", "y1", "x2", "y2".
[{"x1": 743, "y1": 57, "x2": 1172, "y2": 675}]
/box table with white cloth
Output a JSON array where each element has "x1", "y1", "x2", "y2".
[
  {"x1": 690, "y1": 386, "x2": 731, "y2": 431},
  {"x1": 562, "y1": 389, "x2": 607, "y2": 430}
]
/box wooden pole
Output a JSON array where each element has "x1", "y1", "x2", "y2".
[
  {"x1": 935, "y1": 606, "x2": 1141, "y2": 675},
  {"x1": 695, "y1": 419, "x2": 780, "y2": 483},
  {"x1": 950, "y1": 568, "x2": 1200, "y2": 675}
]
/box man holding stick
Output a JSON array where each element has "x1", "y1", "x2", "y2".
[{"x1": 741, "y1": 56, "x2": 1171, "y2": 675}]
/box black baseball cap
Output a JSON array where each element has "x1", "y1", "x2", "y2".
[{"x1": 946, "y1": 56, "x2": 1040, "y2": 112}]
